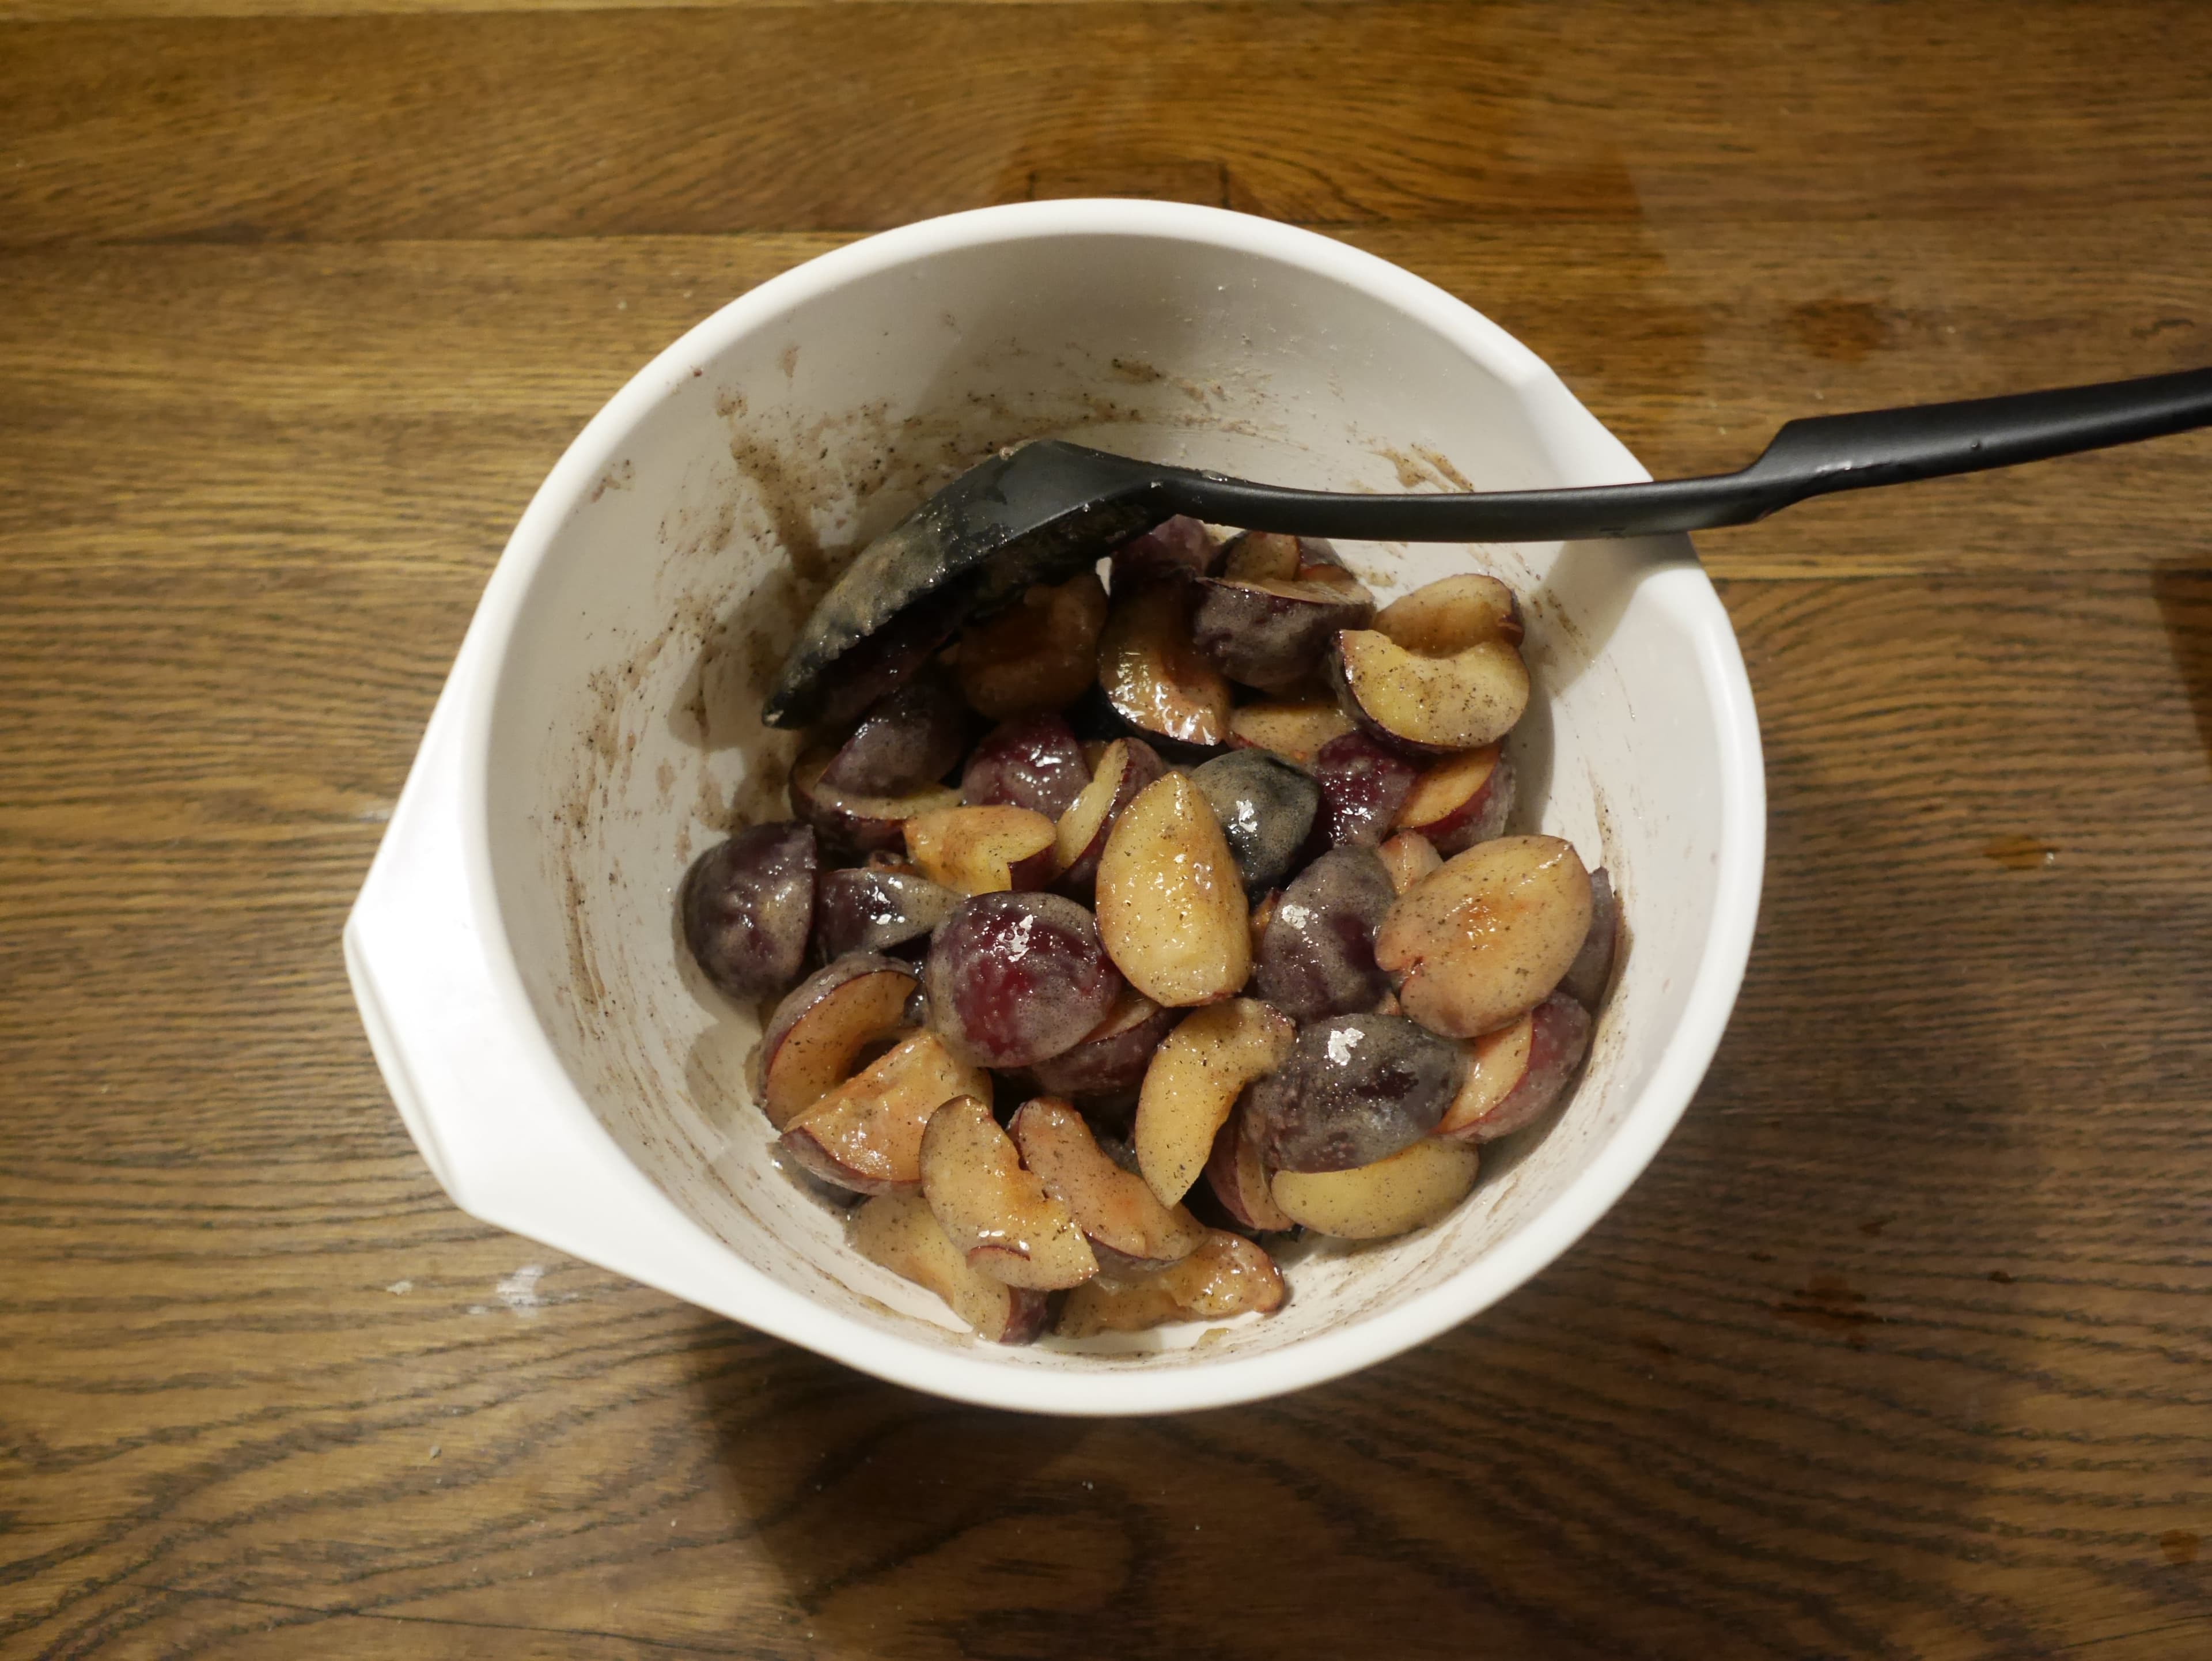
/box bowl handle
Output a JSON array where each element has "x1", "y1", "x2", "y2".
[{"x1": 343, "y1": 656, "x2": 797, "y2": 1327}]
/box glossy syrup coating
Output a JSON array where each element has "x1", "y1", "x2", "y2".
[
  {"x1": 961, "y1": 710, "x2": 1093, "y2": 820},
  {"x1": 923, "y1": 891, "x2": 1124, "y2": 1069},
  {"x1": 1306, "y1": 731, "x2": 1421, "y2": 848}
]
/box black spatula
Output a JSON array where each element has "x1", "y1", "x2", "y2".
[{"x1": 764, "y1": 365, "x2": 2212, "y2": 728}]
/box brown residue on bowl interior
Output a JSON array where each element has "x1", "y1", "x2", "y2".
[
  {"x1": 1374, "y1": 444, "x2": 1475, "y2": 493},
  {"x1": 729, "y1": 430, "x2": 830, "y2": 589},
  {"x1": 1413, "y1": 445, "x2": 1475, "y2": 491}
]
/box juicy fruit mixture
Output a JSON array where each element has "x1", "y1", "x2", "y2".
[{"x1": 679, "y1": 520, "x2": 1619, "y2": 1346}]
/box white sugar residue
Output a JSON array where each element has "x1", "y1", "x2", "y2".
[
  {"x1": 1325, "y1": 1026, "x2": 1363, "y2": 1064},
  {"x1": 496, "y1": 1264, "x2": 547, "y2": 1314}
]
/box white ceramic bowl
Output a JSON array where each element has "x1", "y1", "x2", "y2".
[{"x1": 345, "y1": 200, "x2": 1764, "y2": 1416}]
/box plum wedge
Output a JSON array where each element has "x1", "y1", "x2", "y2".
[
  {"x1": 954, "y1": 570, "x2": 1109, "y2": 720},
  {"x1": 1028, "y1": 986, "x2": 1180, "y2": 1099},
  {"x1": 1009, "y1": 1097, "x2": 1206, "y2": 1270},
  {"x1": 1377, "y1": 830, "x2": 1444, "y2": 895},
  {"x1": 1558, "y1": 867, "x2": 1619, "y2": 1009},
  {"x1": 1393, "y1": 744, "x2": 1514, "y2": 855},
  {"x1": 757, "y1": 954, "x2": 919, "y2": 1129},
  {"x1": 781, "y1": 1031, "x2": 990, "y2": 1194},
  {"x1": 1436, "y1": 992, "x2": 1593, "y2": 1142},
  {"x1": 920, "y1": 1096, "x2": 1100, "y2": 1289},
  {"x1": 1307, "y1": 732, "x2": 1421, "y2": 849},
  {"x1": 1190, "y1": 748, "x2": 1321, "y2": 895},
  {"x1": 1204, "y1": 1098, "x2": 1295, "y2": 1233},
  {"x1": 790, "y1": 746, "x2": 961, "y2": 858},
  {"x1": 813, "y1": 863, "x2": 959, "y2": 960},
  {"x1": 1132, "y1": 997, "x2": 1296, "y2": 1206},
  {"x1": 819, "y1": 672, "x2": 968, "y2": 796},
  {"x1": 1053, "y1": 736, "x2": 1166, "y2": 895},
  {"x1": 1055, "y1": 1229, "x2": 1287, "y2": 1337},
  {"x1": 1330, "y1": 575, "x2": 1530, "y2": 752},
  {"x1": 1271, "y1": 1137, "x2": 1481, "y2": 1240},
  {"x1": 851, "y1": 1192, "x2": 1050, "y2": 1343},
  {"x1": 1097, "y1": 578, "x2": 1232, "y2": 750},
  {"x1": 961, "y1": 711, "x2": 1092, "y2": 821},
  {"x1": 1192, "y1": 569, "x2": 1374, "y2": 693},
  {"x1": 903, "y1": 804, "x2": 1058, "y2": 894},
  {"x1": 1228, "y1": 698, "x2": 1354, "y2": 765}
]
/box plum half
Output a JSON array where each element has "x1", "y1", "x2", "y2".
[
  {"x1": 1094, "y1": 773, "x2": 1251, "y2": 1008},
  {"x1": 1190, "y1": 748, "x2": 1321, "y2": 895},
  {"x1": 1245, "y1": 1013, "x2": 1465, "y2": 1173},
  {"x1": 1252, "y1": 845, "x2": 1398, "y2": 1021},
  {"x1": 1374, "y1": 834, "x2": 1593, "y2": 1038},
  {"x1": 922, "y1": 891, "x2": 1124, "y2": 1069},
  {"x1": 680, "y1": 821, "x2": 819, "y2": 1001}
]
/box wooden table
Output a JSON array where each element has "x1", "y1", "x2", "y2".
[{"x1": 6, "y1": 2, "x2": 2210, "y2": 1655}]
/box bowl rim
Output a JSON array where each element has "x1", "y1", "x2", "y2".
[{"x1": 428, "y1": 199, "x2": 1766, "y2": 1415}]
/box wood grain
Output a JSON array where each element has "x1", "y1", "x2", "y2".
[
  {"x1": 4, "y1": 2, "x2": 2211, "y2": 244},
  {"x1": 0, "y1": 0, "x2": 1157, "y2": 18},
  {"x1": 5, "y1": 229, "x2": 2206, "y2": 596},
  {"x1": 5, "y1": 0, "x2": 2211, "y2": 1654}
]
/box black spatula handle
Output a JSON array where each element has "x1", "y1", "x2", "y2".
[{"x1": 1147, "y1": 365, "x2": 2212, "y2": 542}]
